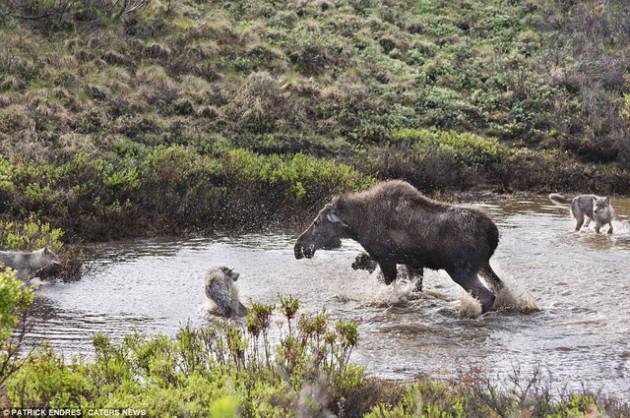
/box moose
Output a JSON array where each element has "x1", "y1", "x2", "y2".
[{"x1": 294, "y1": 180, "x2": 504, "y2": 313}]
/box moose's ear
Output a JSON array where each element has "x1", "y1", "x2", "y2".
[{"x1": 326, "y1": 212, "x2": 348, "y2": 227}]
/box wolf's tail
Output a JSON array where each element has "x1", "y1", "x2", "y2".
[{"x1": 548, "y1": 193, "x2": 571, "y2": 205}]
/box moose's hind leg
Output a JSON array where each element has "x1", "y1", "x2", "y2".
[
  {"x1": 449, "y1": 267, "x2": 495, "y2": 314},
  {"x1": 480, "y1": 263, "x2": 504, "y2": 292}
]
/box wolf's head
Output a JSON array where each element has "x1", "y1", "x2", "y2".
[
  {"x1": 593, "y1": 197, "x2": 615, "y2": 224},
  {"x1": 220, "y1": 266, "x2": 240, "y2": 282},
  {"x1": 32, "y1": 247, "x2": 62, "y2": 270},
  {"x1": 593, "y1": 197, "x2": 613, "y2": 220}
]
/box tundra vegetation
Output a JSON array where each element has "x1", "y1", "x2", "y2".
[
  {"x1": 0, "y1": 0, "x2": 628, "y2": 246},
  {"x1": 0, "y1": 0, "x2": 629, "y2": 414},
  {"x1": 1, "y1": 270, "x2": 629, "y2": 416}
]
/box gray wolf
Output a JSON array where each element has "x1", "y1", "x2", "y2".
[
  {"x1": 205, "y1": 266, "x2": 248, "y2": 318},
  {"x1": 294, "y1": 180, "x2": 503, "y2": 313},
  {"x1": 0, "y1": 247, "x2": 61, "y2": 280},
  {"x1": 352, "y1": 252, "x2": 424, "y2": 291},
  {"x1": 549, "y1": 193, "x2": 615, "y2": 233},
  {"x1": 352, "y1": 252, "x2": 377, "y2": 273}
]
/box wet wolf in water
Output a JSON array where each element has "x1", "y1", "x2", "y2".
[
  {"x1": 549, "y1": 193, "x2": 615, "y2": 234},
  {"x1": 0, "y1": 247, "x2": 61, "y2": 280},
  {"x1": 294, "y1": 180, "x2": 504, "y2": 313},
  {"x1": 352, "y1": 252, "x2": 424, "y2": 291},
  {"x1": 205, "y1": 266, "x2": 248, "y2": 318}
]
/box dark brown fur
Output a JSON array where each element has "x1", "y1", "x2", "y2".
[{"x1": 294, "y1": 180, "x2": 503, "y2": 313}]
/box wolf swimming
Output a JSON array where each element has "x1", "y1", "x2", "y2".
[
  {"x1": 549, "y1": 193, "x2": 615, "y2": 233},
  {"x1": 294, "y1": 180, "x2": 503, "y2": 313},
  {"x1": 351, "y1": 252, "x2": 377, "y2": 273},
  {"x1": 0, "y1": 247, "x2": 62, "y2": 280},
  {"x1": 205, "y1": 266, "x2": 248, "y2": 318},
  {"x1": 352, "y1": 252, "x2": 424, "y2": 291}
]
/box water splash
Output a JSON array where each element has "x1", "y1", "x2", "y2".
[
  {"x1": 457, "y1": 291, "x2": 482, "y2": 318},
  {"x1": 456, "y1": 267, "x2": 540, "y2": 317},
  {"x1": 333, "y1": 269, "x2": 427, "y2": 309},
  {"x1": 490, "y1": 266, "x2": 540, "y2": 313},
  {"x1": 494, "y1": 286, "x2": 539, "y2": 313}
]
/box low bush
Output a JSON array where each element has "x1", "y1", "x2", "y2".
[
  {"x1": 0, "y1": 269, "x2": 33, "y2": 390},
  {"x1": 0, "y1": 148, "x2": 373, "y2": 240},
  {"x1": 0, "y1": 216, "x2": 63, "y2": 253},
  {"x1": 4, "y1": 298, "x2": 367, "y2": 416},
  {"x1": 392, "y1": 128, "x2": 503, "y2": 169}
]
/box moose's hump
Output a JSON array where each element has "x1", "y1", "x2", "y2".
[{"x1": 341, "y1": 180, "x2": 438, "y2": 211}]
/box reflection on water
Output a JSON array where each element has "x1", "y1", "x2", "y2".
[{"x1": 26, "y1": 195, "x2": 630, "y2": 396}]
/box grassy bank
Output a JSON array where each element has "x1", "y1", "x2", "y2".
[
  {"x1": 0, "y1": 144, "x2": 373, "y2": 275},
  {"x1": 0, "y1": 271, "x2": 628, "y2": 417},
  {"x1": 1, "y1": 147, "x2": 373, "y2": 241},
  {"x1": 0, "y1": 0, "x2": 628, "y2": 250}
]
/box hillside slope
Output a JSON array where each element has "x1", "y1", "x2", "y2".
[{"x1": 0, "y1": 0, "x2": 629, "y2": 242}]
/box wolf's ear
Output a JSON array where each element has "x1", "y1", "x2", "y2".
[{"x1": 604, "y1": 197, "x2": 610, "y2": 203}]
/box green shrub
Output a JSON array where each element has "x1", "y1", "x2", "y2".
[
  {"x1": 226, "y1": 149, "x2": 374, "y2": 202},
  {"x1": 0, "y1": 269, "x2": 33, "y2": 389},
  {"x1": 0, "y1": 269, "x2": 32, "y2": 342},
  {"x1": 0, "y1": 145, "x2": 375, "y2": 241},
  {"x1": 4, "y1": 296, "x2": 365, "y2": 415},
  {"x1": 2, "y1": 292, "x2": 627, "y2": 416},
  {"x1": 392, "y1": 128, "x2": 503, "y2": 168},
  {"x1": 0, "y1": 216, "x2": 64, "y2": 253}
]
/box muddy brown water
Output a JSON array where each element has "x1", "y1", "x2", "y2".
[{"x1": 26, "y1": 196, "x2": 630, "y2": 396}]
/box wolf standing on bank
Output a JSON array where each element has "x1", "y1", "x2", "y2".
[
  {"x1": 549, "y1": 193, "x2": 615, "y2": 234},
  {"x1": 0, "y1": 247, "x2": 62, "y2": 280}
]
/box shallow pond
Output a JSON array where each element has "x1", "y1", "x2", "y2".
[{"x1": 27, "y1": 195, "x2": 630, "y2": 396}]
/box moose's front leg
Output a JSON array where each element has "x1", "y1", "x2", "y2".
[{"x1": 379, "y1": 261, "x2": 397, "y2": 285}]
